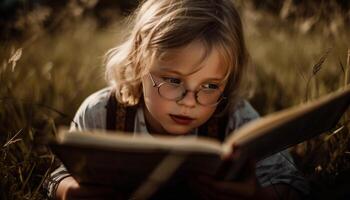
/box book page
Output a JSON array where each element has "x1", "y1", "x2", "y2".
[
  {"x1": 223, "y1": 86, "x2": 350, "y2": 161},
  {"x1": 55, "y1": 130, "x2": 225, "y2": 155}
]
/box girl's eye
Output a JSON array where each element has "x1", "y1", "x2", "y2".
[
  {"x1": 202, "y1": 83, "x2": 219, "y2": 90},
  {"x1": 163, "y1": 77, "x2": 182, "y2": 85}
]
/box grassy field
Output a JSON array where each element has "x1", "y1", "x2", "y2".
[{"x1": 1, "y1": 1, "x2": 349, "y2": 199}]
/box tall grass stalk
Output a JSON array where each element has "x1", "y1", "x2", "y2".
[
  {"x1": 345, "y1": 49, "x2": 350, "y2": 86},
  {"x1": 344, "y1": 49, "x2": 350, "y2": 124}
]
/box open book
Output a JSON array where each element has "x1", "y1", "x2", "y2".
[{"x1": 49, "y1": 86, "x2": 350, "y2": 199}]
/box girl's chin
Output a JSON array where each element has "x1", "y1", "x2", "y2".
[
  {"x1": 167, "y1": 131, "x2": 190, "y2": 136},
  {"x1": 162, "y1": 126, "x2": 193, "y2": 136}
]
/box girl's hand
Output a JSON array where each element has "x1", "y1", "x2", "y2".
[
  {"x1": 189, "y1": 157, "x2": 262, "y2": 200},
  {"x1": 189, "y1": 149, "x2": 301, "y2": 200},
  {"x1": 56, "y1": 176, "x2": 125, "y2": 200}
]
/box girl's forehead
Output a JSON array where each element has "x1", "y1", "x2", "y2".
[
  {"x1": 158, "y1": 40, "x2": 206, "y2": 62},
  {"x1": 150, "y1": 40, "x2": 228, "y2": 78}
]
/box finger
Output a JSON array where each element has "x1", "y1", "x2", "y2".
[{"x1": 222, "y1": 144, "x2": 240, "y2": 160}]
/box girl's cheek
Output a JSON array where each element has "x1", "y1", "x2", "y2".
[
  {"x1": 145, "y1": 88, "x2": 161, "y2": 105},
  {"x1": 142, "y1": 79, "x2": 156, "y2": 102}
]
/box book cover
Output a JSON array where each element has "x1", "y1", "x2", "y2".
[{"x1": 49, "y1": 86, "x2": 350, "y2": 198}]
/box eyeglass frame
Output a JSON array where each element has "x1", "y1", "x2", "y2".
[{"x1": 148, "y1": 73, "x2": 226, "y2": 106}]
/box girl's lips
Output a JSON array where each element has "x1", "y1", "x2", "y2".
[{"x1": 169, "y1": 114, "x2": 194, "y2": 125}]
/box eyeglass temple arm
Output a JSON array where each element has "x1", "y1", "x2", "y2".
[{"x1": 148, "y1": 73, "x2": 157, "y2": 87}]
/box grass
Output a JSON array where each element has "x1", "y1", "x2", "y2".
[{"x1": 0, "y1": 1, "x2": 349, "y2": 199}]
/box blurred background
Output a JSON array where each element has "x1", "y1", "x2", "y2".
[{"x1": 0, "y1": 0, "x2": 349, "y2": 199}]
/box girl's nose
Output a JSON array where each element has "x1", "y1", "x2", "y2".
[{"x1": 176, "y1": 91, "x2": 197, "y2": 107}]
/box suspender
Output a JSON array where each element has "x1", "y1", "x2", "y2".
[
  {"x1": 106, "y1": 89, "x2": 117, "y2": 131},
  {"x1": 106, "y1": 89, "x2": 228, "y2": 142},
  {"x1": 106, "y1": 88, "x2": 137, "y2": 132}
]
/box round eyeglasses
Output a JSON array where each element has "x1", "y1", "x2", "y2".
[{"x1": 148, "y1": 73, "x2": 226, "y2": 106}]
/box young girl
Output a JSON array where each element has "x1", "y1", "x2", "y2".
[{"x1": 45, "y1": 0, "x2": 309, "y2": 199}]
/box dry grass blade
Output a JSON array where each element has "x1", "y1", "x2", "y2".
[
  {"x1": 304, "y1": 49, "x2": 330, "y2": 101},
  {"x1": 3, "y1": 129, "x2": 23, "y2": 148},
  {"x1": 8, "y1": 48, "x2": 22, "y2": 63},
  {"x1": 30, "y1": 156, "x2": 55, "y2": 199},
  {"x1": 324, "y1": 126, "x2": 344, "y2": 141},
  {"x1": 339, "y1": 60, "x2": 345, "y2": 73},
  {"x1": 8, "y1": 48, "x2": 23, "y2": 71},
  {"x1": 344, "y1": 49, "x2": 350, "y2": 121},
  {"x1": 21, "y1": 163, "x2": 36, "y2": 191},
  {"x1": 296, "y1": 65, "x2": 307, "y2": 83},
  {"x1": 18, "y1": 167, "x2": 23, "y2": 183},
  {"x1": 345, "y1": 49, "x2": 350, "y2": 86},
  {"x1": 312, "y1": 49, "x2": 330, "y2": 75}
]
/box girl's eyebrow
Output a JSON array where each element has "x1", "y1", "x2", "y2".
[
  {"x1": 158, "y1": 68, "x2": 184, "y2": 75},
  {"x1": 158, "y1": 68, "x2": 224, "y2": 82},
  {"x1": 203, "y1": 78, "x2": 224, "y2": 82}
]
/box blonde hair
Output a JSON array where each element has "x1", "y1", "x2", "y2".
[{"x1": 105, "y1": 0, "x2": 251, "y2": 114}]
